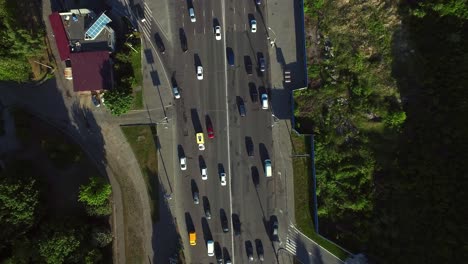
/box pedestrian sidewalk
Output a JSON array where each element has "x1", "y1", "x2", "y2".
[{"x1": 265, "y1": 0, "x2": 300, "y2": 226}]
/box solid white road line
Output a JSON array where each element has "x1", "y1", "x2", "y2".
[{"x1": 221, "y1": 0, "x2": 234, "y2": 263}]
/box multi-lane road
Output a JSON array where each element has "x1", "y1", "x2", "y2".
[
  {"x1": 132, "y1": 0, "x2": 291, "y2": 262},
  {"x1": 167, "y1": 0, "x2": 280, "y2": 263}
]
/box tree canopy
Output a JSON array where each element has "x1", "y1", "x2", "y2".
[
  {"x1": 0, "y1": 0, "x2": 44, "y2": 82},
  {"x1": 78, "y1": 177, "x2": 112, "y2": 216}
]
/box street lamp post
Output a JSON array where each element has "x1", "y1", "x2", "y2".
[{"x1": 267, "y1": 27, "x2": 277, "y2": 47}]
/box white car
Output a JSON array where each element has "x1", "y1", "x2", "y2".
[
  {"x1": 220, "y1": 172, "x2": 227, "y2": 186},
  {"x1": 173, "y1": 86, "x2": 181, "y2": 99},
  {"x1": 214, "y1": 25, "x2": 221, "y2": 40},
  {"x1": 197, "y1": 66, "x2": 203, "y2": 80},
  {"x1": 201, "y1": 167, "x2": 208, "y2": 180},
  {"x1": 180, "y1": 156, "x2": 187, "y2": 170},
  {"x1": 189, "y1": 8, "x2": 196, "y2": 22},
  {"x1": 261, "y1": 93, "x2": 269, "y2": 109},
  {"x1": 251, "y1": 19, "x2": 257, "y2": 33}
]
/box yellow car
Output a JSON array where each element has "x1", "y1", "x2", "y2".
[
  {"x1": 189, "y1": 231, "x2": 196, "y2": 246},
  {"x1": 196, "y1": 133, "x2": 205, "y2": 151}
]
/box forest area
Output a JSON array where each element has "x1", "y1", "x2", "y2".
[
  {"x1": 0, "y1": 0, "x2": 52, "y2": 82},
  {"x1": 0, "y1": 109, "x2": 113, "y2": 263},
  {"x1": 297, "y1": 0, "x2": 468, "y2": 262}
]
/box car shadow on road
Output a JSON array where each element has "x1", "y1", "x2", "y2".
[{"x1": 190, "y1": 108, "x2": 203, "y2": 133}]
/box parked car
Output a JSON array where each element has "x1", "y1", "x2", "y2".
[
  {"x1": 193, "y1": 191, "x2": 199, "y2": 204},
  {"x1": 92, "y1": 94, "x2": 101, "y2": 107},
  {"x1": 250, "y1": 19, "x2": 257, "y2": 33},
  {"x1": 214, "y1": 25, "x2": 222, "y2": 40}
]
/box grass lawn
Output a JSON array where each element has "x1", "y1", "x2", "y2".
[
  {"x1": 133, "y1": 90, "x2": 143, "y2": 109},
  {"x1": 130, "y1": 47, "x2": 143, "y2": 110},
  {"x1": 291, "y1": 132, "x2": 350, "y2": 261},
  {"x1": 121, "y1": 125, "x2": 159, "y2": 222}
]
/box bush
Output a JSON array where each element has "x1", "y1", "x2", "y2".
[
  {"x1": 78, "y1": 177, "x2": 111, "y2": 207},
  {"x1": 103, "y1": 89, "x2": 133, "y2": 116}
]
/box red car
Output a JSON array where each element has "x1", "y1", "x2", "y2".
[{"x1": 207, "y1": 123, "x2": 215, "y2": 139}]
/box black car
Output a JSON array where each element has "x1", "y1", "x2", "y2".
[
  {"x1": 203, "y1": 197, "x2": 211, "y2": 219},
  {"x1": 133, "y1": 4, "x2": 146, "y2": 22},
  {"x1": 246, "y1": 241, "x2": 254, "y2": 262},
  {"x1": 220, "y1": 209, "x2": 229, "y2": 233},
  {"x1": 232, "y1": 214, "x2": 241, "y2": 236},
  {"x1": 271, "y1": 217, "x2": 279, "y2": 241},
  {"x1": 238, "y1": 98, "x2": 246, "y2": 117},
  {"x1": 245, "y1": 56, "x2": 253, "y2": 75},
  {"x1": 179, "y1": 30, "x2": 188, "y2": 53},
  {"x1": 155, "y1": 33, "x2": 165, "y2": 54},
  {"x1": 245, "y1": 137, "x2": 254, "y2": 157},
  {"x1": 249, "y1": 83, "x2": 258, "y2": 103},
  {"x1": 255, "y1": 239, "x2": 264, "y2": 261},
  {"x1": 226, "y1": 47, "x2": 235, "y2": 66},
  {"x1": 215, "y1": 242, "x2": 223, "y2": 263},
  {"x1": 259, "y1": 57, "x2": 266, "y2": 72}
]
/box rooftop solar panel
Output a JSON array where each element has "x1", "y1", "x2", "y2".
[{"x1": 85, "y1": 13, "x2": 111, "y2": 40}]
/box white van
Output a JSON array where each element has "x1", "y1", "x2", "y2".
[
  {"x1": 261, "y1": 93, "x2": 269, "y2": 110},
  {"x1": 189, "y1": 8, "x2": 196, "y2": 22},
  {"x1": 207, "y1": 240, "x2": 214, "y2": 256},
  {"x1": 264, "y1": 159, "x2": 272, "y2": 177}
]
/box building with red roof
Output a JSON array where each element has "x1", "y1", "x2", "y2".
[{"x1": 48, "y1": 9, "x2": 115, "y2": 93}]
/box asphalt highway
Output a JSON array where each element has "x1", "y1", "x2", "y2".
[{"x1": 140, "y1": 0, "x2": 283, "y2": 262}]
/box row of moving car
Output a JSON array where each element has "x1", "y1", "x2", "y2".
[{"x1": 180, "y1": 155, "x2": 227, "y2": 186}]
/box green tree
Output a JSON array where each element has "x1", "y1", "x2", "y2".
[
  {"x1": 78, "y1": 177, "x2": 112, "y2": 207},
  {"x1": 103, "y1": 89, "x2": 133, "y2": 116},
  {"x1": 0, "y1": 161, "x2": 40, "y2": 244},
  {"x1": 0, "y1": 56, "x2": 30, "y2": 82},
  {"x1": 384, "y1": 111, "x2": 406, "y2": 129},
  {"x1": 37, "y1": 230, "x2": 80, "y2": 264},
  {"x1": 91, "y1": 227, "x2": 113, "y2": 247},
  {"x1": 84, "y1": 249, "x2": 103, "y2": 264},
  {"x1": 411, "y1": 0, "x2": 468, "y2": 19}
]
